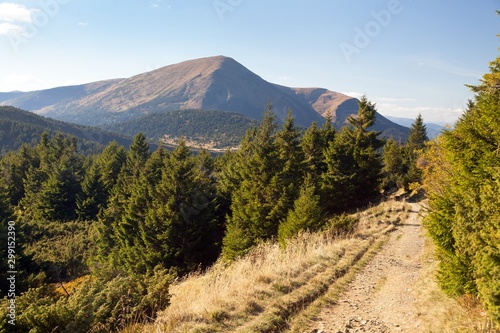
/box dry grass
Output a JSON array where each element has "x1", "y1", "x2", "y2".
[{"x1": 134, "y1": 200, "x2": 409, "y2": 333}]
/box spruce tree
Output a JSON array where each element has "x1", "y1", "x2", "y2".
[
  {"x1": 142, "y1": 141, "x2": 219, "y2": 272},
  {"x1": 275, "y1": 110, "x2": 304, "y2": 213},
  {"x1": 321, "y1": 96, "x2": 383, "y2": 210},
  {"x1": 19, "y1": 134, "x2": 83, "y2": 221},
  {"x1": 402, "y1": 114, "x2": 429, "y2": 188},
  {"x1": 77, "y1": 162, "x2": 107, "y2": 220},
  {"x1": 407, "y1": 114, "x2": 428, "y2": 149},
  {"x1": 300, "y1": 122, "x2": 324, "y2": 182},
  {"x1": 382, "y1": 137, "x2": 404, "y2": 190},
  {"x1": 423, "y1": 54, "x2": 500, "y2": 320},
  {"x1": 278, "y1": 175, "x2": 324, "y2": 245},
  {"x1": 222, "y1": 105, "x2": 286, "y2": 259}
]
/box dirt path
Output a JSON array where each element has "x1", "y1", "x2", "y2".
[{"x1": 307, "y1": 202, "x2": 426, "y2": 333}]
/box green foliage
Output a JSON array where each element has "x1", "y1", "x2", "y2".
[
  {"x1": 97, "y1": 138, "x2": 221, "y2": 274},
  {"x1": 407, "y1": 114, "x2": 429, "y2": 150},
  {"x1": 321, "y1": 96, "x2": 384, "y2": 210},
  {"x1": 0, "y1": 105, "x2": 132, "y2": 155},
  {"x1": 325, "y1": 213, "x2": 359, "y2": 235},
  {"x1": 21, "y1": 220, "x2": 96, "y2": 282},
  {"x1": 381, "y1": 114, "x2": 429, "y2": 191},
  {"x1": 422, "y1": 54, "x2": 500, "y2": 321},
  {"x1": 18, "y1": 133, "x2": 84, "y2": 221},
  {"x1": 0, "y1": 96, "x2": 408, "y2": 330},
  {"x1": 222, "y1": 106, "x2": 305, "y2": 259},
  {"x1": 103, "y1": 109, "x2": 259, "y2": 149},
  {"x1": 381, "y1": 137, "x2": 405, "y2": 189},
  {"x1": 0, "y1": 268, "x2": 173, "y2": 333},
  {"x1": 278, "y1": 176, "x2": 324, "y2": 245}
]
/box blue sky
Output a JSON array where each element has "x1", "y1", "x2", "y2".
[{"x1": 0, "y1": 0, "x2": 498, "y2": 124}]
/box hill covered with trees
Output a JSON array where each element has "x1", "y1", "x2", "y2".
[
  {"x1": 102, "y1": 109, "x2": 259, "y2": 149},
  {"x1": 0, "y1": 106, "x2": 132, "y2": 154}
]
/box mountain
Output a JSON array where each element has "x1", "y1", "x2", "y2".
[
  {"x1": 0, "y1": 106, "x2": 132, "y2": 154},
  {"x1": 385, "y1": 116, "x2": 444, "y2": 139},
  {"x1": 0, "y1": 56, "x2": 409, "y2": 139},
  {"x1": 103, "y1": 109, "x2": 259, "y2": 150}
]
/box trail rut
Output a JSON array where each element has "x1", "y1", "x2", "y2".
[{"x1": 306, "y1": 202, "x2": 425, "y2": 333}]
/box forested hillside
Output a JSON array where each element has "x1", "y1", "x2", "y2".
[
  {"x1": 102, "y1": 109, "x2": 259, "y2": 149},
  {"x1": 0, "y1": 106, "x2": 132, "y2": 154},
  {"x1": 0, "y1": 95, "x2": 429, "y2": 332}
]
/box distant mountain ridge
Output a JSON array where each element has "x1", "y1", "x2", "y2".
[{"x1": 0, "y1": 56, "x2": 409, "y2": 139}]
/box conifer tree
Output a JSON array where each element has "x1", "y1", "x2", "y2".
[
  {"x1": 142, "y1": 141, "x2": 218, "y2": 272},
  {"x1": 407, "y1": 114, "x2": 428, "y2": 149},
  {"x1": 423, "y1": 54, "x2": 500, "y2": 320},
  {"x1": 275, "y1": 109, "x2": 304, "y2": 212},
  {"x1": 126, "y1": 132, "x2": 151, "y2": 178},
  {"x1": 321, "y1": 111, "x2": 336, "y2": 146},
  {"x1": 222, "y1": 105, "x2": 286, "y2": 259},
  {"x1": 77, "y1": 162, "x2": 107, "y2": 220},
  {"x1": 19, "y1": 133, "x2": 83, "y2": 221},
  {"x1": 382, "y1": 137, "x2": 404, "y2": 190},
  {"x1": 97, "y1": 141, "x2": 127, "y2": 193},
  {"x1": 402, "y1": 114, "x2": 429, "y2": 188},
  {"x1": 321, "y1": 96, "x2": 383, "y2": 210},
  {"x1": 278, "y1": 175, "x2": 324, "y2": 245}
]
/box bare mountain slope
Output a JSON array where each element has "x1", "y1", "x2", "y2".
[{"x1": 1, "y1": 56, "x2": 409, "y2": 138}]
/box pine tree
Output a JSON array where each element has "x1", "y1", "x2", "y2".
[
  {"x1": 97, "y1": 141, "x2": 127, "y2": 193},
  {"x1": 382, "y1": 137, "x2": 404, "y2": 190},
  {"x1": 321, "y1": 111, "x2": 336, "y2": 146},
  {"x1": 300, "y1": 122, "x2": 324, "y2": 182},
  {"x1": 275, "y1": 109, "x2": 304, "y2": 213},
  {"x1": 402, "y1": 114, "x2": 429, "y2": 188},
  {"x1": 321, "y1": 96, "x2": 383, "y2": 210},
  {"x1": 77, "y1": 162, "x2": 107, "y2": 220},
  {"x1": 142, "y1": 141, "x2": 219, "y2": 272},
  {"x1": 126, "y1": 133, "x2": 151, "y2": 181},
  {"x1": 19, "y1": 134, "x2": 84, "y2": 221},
  {"x1": 422, "y1": 54, "x2": 500, "y2": 320},
  {"x1": 407, "y1": 114, "x2": 428, "y2": 149},
  {"x1": 278, "y1": 175, "x2": 324, "y2": 245},
  {"x1": 222, "y1": 105, "x2": 286, "y2": 259}
]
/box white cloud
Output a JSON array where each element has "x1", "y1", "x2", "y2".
[
  {"x1": 0, "y1": 3, "x2": 35, "y2": 23},
  {"x1": 0, "y1": 22, "x2": 23, "y2": 35},
  {"x1": 77, "y1": 22, "x2": 89, "y2": 26}
]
